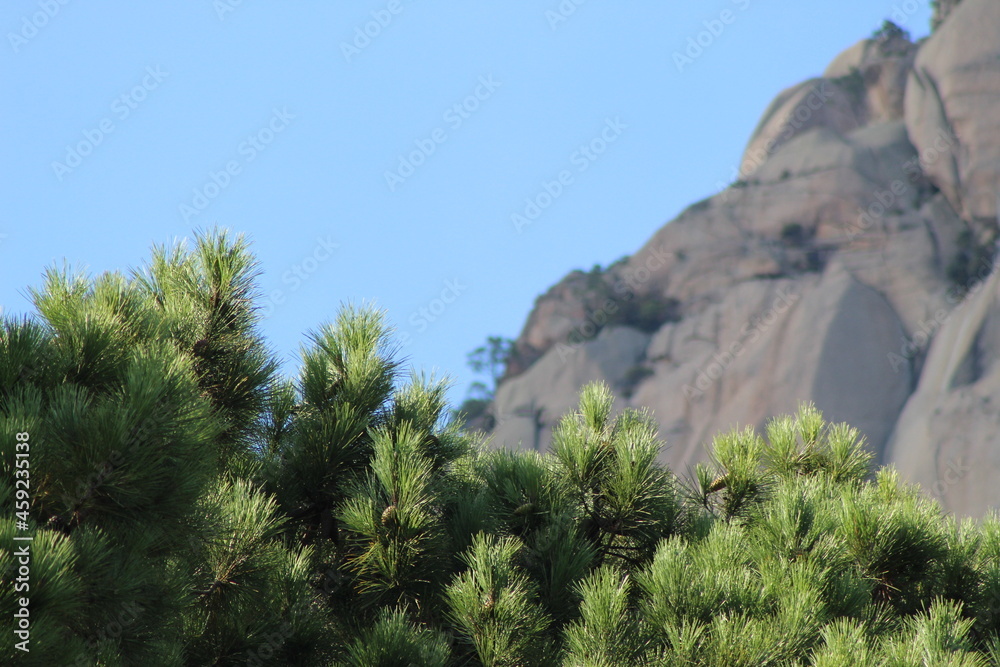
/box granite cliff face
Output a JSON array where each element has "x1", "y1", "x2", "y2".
[{"x1": 485, "y1": 0, "x2": 1000, "y2": 517}]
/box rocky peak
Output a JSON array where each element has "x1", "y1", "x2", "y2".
[{"x1": 485, "y1": 0, "x2": 1000, "y2": 517}]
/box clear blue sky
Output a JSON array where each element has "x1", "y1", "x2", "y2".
[{"x1": 1, "y1": 1, "x2": 932, "y2": 405}]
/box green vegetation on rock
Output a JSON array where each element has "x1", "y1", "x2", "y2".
[{"x1": 4, "y1": 232, "x2": 1000, "y2": 665}]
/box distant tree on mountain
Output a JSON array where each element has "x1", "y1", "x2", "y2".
[
  {"x1": 872, "y1": 19, "x2": 910, "y2": 42},
  {"x1": 456, "y1": 335, "x2": 514, "y2": 426}
]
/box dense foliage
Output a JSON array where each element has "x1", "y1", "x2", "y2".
[{"x1": 3, "y1": 231, "x2": 1000, "y2": 665}]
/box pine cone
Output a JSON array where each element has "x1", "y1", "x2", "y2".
[
  {"x1": 707, "y1": 475, "x2": 728, "y2": 493},
  {"x1": 46, "y1": 514, "x2": 69, "y2": 534},
  {"x1": 192, "y1": 338, "x2": 210, "y2": 356},
  {"x1": 381, "y1": 504, "x2": 397, "y2": 526},
  {"x1": 513, "y1": 502, "x2": 535, "y2": 516}
]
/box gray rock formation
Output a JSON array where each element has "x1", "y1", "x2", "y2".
[
  {"x1": 487, "y1": 1, "x2": 1000, "y2": 516},
  {"x1": 885, "y1": 264, "x2": 1000, "y2": 514},
  {"x1": 933, "y1": 0, "x2": 965, "y2": 30},
  {"x1": 906, "y1": 0, "x2": 1000, "y2": 222}
]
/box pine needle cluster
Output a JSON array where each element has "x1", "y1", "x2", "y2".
[{"x1": 3, "y1": 231, "x2": 1000, "y2": 665}]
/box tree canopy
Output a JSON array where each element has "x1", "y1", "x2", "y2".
[{"x1": 3, "y1": 230, "x2": 1000, "y2": 665}]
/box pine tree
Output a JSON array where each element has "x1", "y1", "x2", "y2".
[
  {"x1": 5, "y1": 230, "x2": 1000, "y2": 664},
  {"x1": 0, "y1": 231, "x2": 331, "y2": 665}
]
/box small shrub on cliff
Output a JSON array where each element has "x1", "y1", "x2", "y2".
[
  {"x1": 872, "y1": 19, "x2": 910, "y2": 43},
  {"x1": 620, "y1": 364, "x2": 655, "y2": 398},
  {"x1": 947, "y1": 227, "x2": 997, "y2": 292}
]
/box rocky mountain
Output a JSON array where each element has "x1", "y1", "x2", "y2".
[{"x1": 484, "y1": 0, "x2": 1000, "y2": 517}]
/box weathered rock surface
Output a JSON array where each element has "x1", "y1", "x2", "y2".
[
  {"x1": 493, "y1": 325, "x2": 651, "y2": 451},
  {"x1": 485, "y1": 4, "x2": 1000, "y2": 516},
  {"x1": 905, "y1": 0, "x2": 1000, "y2": 222},
  {"x1": 884, "y1": 263, "x2": 1000, "y2": 515},
  {"x1": 933, "y1": 0, "x2": 965, "y2": 30},
  {"x1": 740, "y1": 31, "x2": 917, "y2": 180}
]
